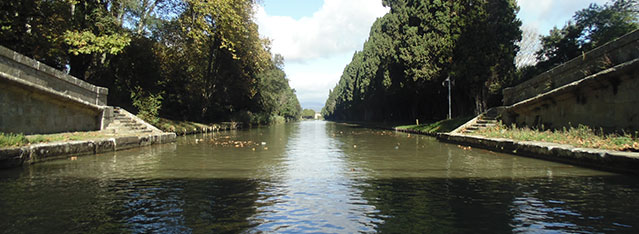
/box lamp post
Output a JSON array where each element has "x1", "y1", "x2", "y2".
[{"x1": 442, "y1": 76, "x2": 452, "y2": 119}]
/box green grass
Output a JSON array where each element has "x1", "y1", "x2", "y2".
[
  {"x1": 0, "y1": 132, "x2": 29, "y2": 147},
  {"x1": 1, "y1": 131, "x2": 108, "y2": 148},
  {"x1": 395, "y1": 116, "x2": 474, "y2": 134},
  {"x1": 475, "y1": 123, "x2": 639, "y2": 152}
]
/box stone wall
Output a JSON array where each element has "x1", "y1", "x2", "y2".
[
  {"x1": 0, "y1": 46, "x2": 108, "y2": 105},
  {"x1": 0, "y1": 46, "x2": 110, "y2": 134},
  {"x1": 503, "y1": 30, "x2": 639, "y2": 106},
  {"x1": 503, "y1": 58, "x2": 639, "y2": 133}
]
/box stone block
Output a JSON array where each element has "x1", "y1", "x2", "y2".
[
  {"x1": 95, "y1": 139, "x2": 116, "y2": 154},
  {"x1": 0, "y1": 147, "x2": 28, "y2": 168},
  {"x1": 29, "y1": 141, "x2": 96, "y2": 163},
  {"x1": 115, "y1": 136, "x2": 140, "y2": 150}
]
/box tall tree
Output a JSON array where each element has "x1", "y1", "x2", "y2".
[{"x1": 324, "y1": 0, "x2": 521, "y2": 121}]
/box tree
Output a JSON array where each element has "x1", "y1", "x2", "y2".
[
  {"x1": 1, "y1": 0, "x2": 302, "y2": 125},
  {"x1": 301, "y1": 109, "x2": 316, "y2": 119},
  {"x1": 324, "y1": 0, "x2": 521, "y2": 121},
  {"x1": 536, "y1": 0, "x2": 639, "y2": 71}
]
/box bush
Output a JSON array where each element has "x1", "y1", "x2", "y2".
[{"x1": 131, "y1": 87, "x2": 163, "y2": 125}]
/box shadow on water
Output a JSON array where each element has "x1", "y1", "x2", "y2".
[
  {"x1": 0, "y1": 121, "x2": 638, "y2": 233},
  {"x1": 357, "y1": 176, "x2": 639, "y2": 233}
]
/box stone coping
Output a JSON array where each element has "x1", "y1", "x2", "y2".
[
  {"x1": 503, "y1": 29, "x2": 639, "y2": 105},
  {"x1": 0, "y1": 45, "x2": 108, "y2": 105},
  {"x1": 508, "y1": 58, "x2": 639, "y2": 113},
  {"x1": 0, "y1": 70, "x2": 106, "y2": 112},
  {"x1": 0, "y1": 133, "x2": 176, "y2": 169},
  {"x1": 437, "y1": 133, "x2": 639, "y2": 175}
]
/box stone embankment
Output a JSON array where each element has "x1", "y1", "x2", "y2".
[
  {"x1": 432, "y1": 30, "x2": 639, "y2": 175},
  {"x1": 437, "y1": 133, "x2": 639, "y2": 175},
  {"x1": 393, "y1": 128, "x2": 438, "y2": 136},
  {"x1": 166, "y1": 122, "x2": 243, "y2": 136},
  {"x1": 0, "y1": 133, "x2": 175, "y2": 169},
  {"x1": 0, "y1": 45, "x2": 179, "y2": 169}
]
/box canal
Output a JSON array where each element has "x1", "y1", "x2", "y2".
[{"x1": 1, "y1": 121, "x2": 638, "y2": 233}]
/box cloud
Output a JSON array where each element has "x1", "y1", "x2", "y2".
[
  {"x1": 518, "y1": 0, "x2": 609, "y2": 34},
  {"x1": 255, "y1": 0, "x2": 389, "y2": 63},
  {"x1": 284, "y1": 53, "x2": 353, "y2": 111},
  {"x1": 255, "y1": 0, "x2": 388, "y2": 110}
]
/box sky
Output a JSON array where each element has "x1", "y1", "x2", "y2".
[{"x1": 256, "y1": 0, "x2": 610, "y2": 111}]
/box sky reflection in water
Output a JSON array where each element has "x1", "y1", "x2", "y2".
[{"x1": 0, "y1": 121, "x2": 637, "y2": 233}]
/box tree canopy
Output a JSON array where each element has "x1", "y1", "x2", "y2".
[
  {"x1": 0, "y1": 0, "x2": 302, "y2": 124},
  {"x1": 535, "y1": 0, "x2": 638, "y2": 71},
  {"x1": 323, "y1": 0, "x2": 521, "y2": 122}
]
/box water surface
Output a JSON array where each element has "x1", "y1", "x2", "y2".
[{"x1": 1, "y1": 121, "x2": 638, "y2": 233}]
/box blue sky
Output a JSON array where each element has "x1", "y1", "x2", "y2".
[{"x1": 257, "y1": 0, "x2": 609, "y2": 111}]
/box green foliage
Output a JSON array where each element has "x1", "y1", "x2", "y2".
[
  {"x1": 1, "y1": 0, "x2": 301, "y2": 125},
  {"x1": 131, "y1": 87, "x2": 163, "y2": 125},
  {"x1": 535, "y1": 0, "x2": 638, "y2": 71},
  {"x1": 63, "y1": 30, "x2": 130, "y2": 55},
  {"x1": 0, "y1": 132, "x2": 95, "y2": 148},
  {"x1": 0, "y1": 132, "x2": 28, "y2": 148},
  {"x1": 253, "y1": 54, "x2": 302, "y2": 122},
  {"x1": 301, "y1": 109, "x2": 316, "y2": 119},
  {"x1": 324, "y1": 0, "x2": 521, "y2": 122}
]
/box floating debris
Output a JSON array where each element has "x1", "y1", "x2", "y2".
[{"x1": 457, "y1": 145, "x2": 472, "y2": 150}]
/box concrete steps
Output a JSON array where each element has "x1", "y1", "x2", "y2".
[
  {"x1": 460, "y1": 109, "x2": 501, "y2": 134},
  {"x1": 103, "y1": 108, "x2": 160, "y2": 135}
]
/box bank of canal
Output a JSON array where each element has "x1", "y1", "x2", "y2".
[{"x1": 1, "y1": 121, "x2": 638, "y2": 233}]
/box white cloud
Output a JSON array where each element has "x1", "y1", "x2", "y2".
[
  {"x1": 256, "y1": 0, "x2": 388, "y2": 62},
  {"x1": 515, "y1": 0, "x2": 611, "y2": 67},
  {"x1": 518, "y1": 0, "x2": 609, "y2": 34},
  {"x1": 255, "y1": 0, "x2": 614, "y2": 110},
  {"x1": 255, "y1": 0, "x2": 388, "y2": 110},
  {"x1": 285, "y1": 52, "x2": 353, "y2": 111}
]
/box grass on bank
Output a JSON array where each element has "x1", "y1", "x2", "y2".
[
  {"x1": 474, "y1": 123, "x2": 639, "y2": 152},
  {"x1": 0, "y1": 131, "x2": 110, "y2": 148},
  {"x1": 395, "y1": 116, "x2": 474, "y2": 134}
]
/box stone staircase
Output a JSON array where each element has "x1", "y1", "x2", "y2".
[
  {"x1": 452, "y1": 107, "x2": 503, "y2": 135},
  {"x1": 103, "y1": 107, "x2": 162, "y2": 135},
  {"x1": 461, "y1": 115, "x2": 498, "y2": 134}
]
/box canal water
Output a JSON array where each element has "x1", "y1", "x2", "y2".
[{"x1": 1, "y1": 121, "x2": 638, "y2": 233}]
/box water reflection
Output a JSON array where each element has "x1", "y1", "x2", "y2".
[
  {"x1": 355, "y1": 176, "x2": 639, "y2": 233},
  {"x1": 251, "y1": 121, "x2": 379, "y2": 233},
  {"x1": 1, "y1": 121, "x2": 638, "y2": 233}
]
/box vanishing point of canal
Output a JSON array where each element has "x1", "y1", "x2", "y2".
[{"x1": 1, "y1": 121, "x2": 638, "y2": 233}]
